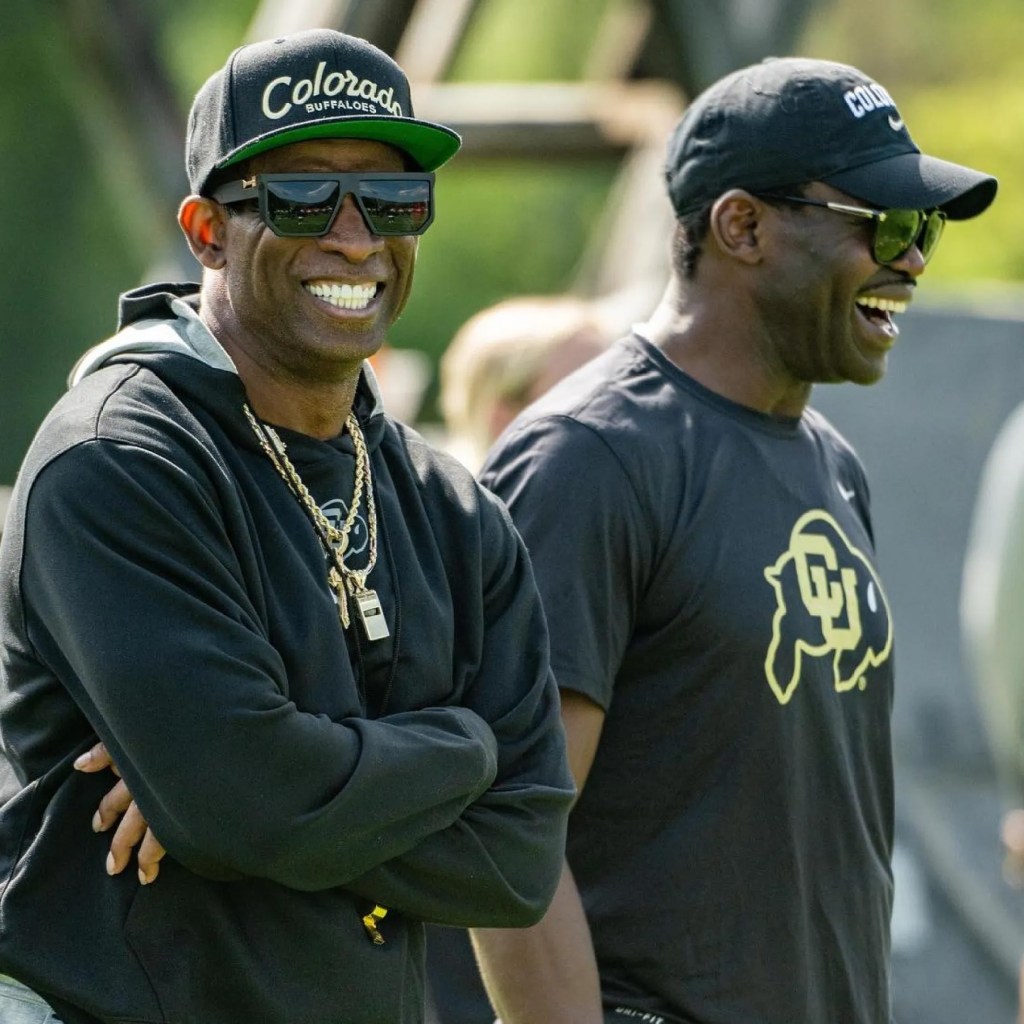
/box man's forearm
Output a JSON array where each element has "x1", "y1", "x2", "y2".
[
  {"x1": 470, "y1": 860, "x2": 603, "y2": 1024},
  {"x1": 347, "y1": 779, "x2": 572, "y2": 927}
]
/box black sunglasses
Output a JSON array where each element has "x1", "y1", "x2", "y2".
[
  {"x1": 757, "y1": 194, "x2": 947, "y2": 265},
  {"x1": 211, "y1": 172, "x2": 435, "y2": 237}
]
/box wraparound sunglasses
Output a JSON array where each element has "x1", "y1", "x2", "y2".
[
  {"x1": 757, "y1": 194, "x2": 947, "y2": 265},
  {"x1": 212, "y1": 172, "x2": 435, "y2": 237}
]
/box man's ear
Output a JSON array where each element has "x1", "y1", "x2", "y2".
[
  {"x1": 178, "y1": 196, "x2": 228, "y2": 269},
  {"x1": 707, "y1": 190, "x2": 765, "y2": 266}
]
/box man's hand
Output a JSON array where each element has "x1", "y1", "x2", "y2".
[{"x1": 74, "y1": 741, "x2": 167, "y2": 884}]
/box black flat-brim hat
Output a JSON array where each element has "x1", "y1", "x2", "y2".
[
  {"x1": 665, "y1": 57, "x2": 997, "y2": 221},
  {"x1": 187, "y1": 29, "x2": 461, "y2": 194}
]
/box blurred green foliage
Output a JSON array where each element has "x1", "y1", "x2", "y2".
[
  {"x1": 449, "y1": 0, "x2": 613, "y2": 80},
  {"x1": 802, "y1": 0, "x2": 1024, "y2": 285},
  {"x1": 1, "y1": 0, "x2": 1021, "y2": 482},
  {"x1": 0, "y1": 12, "x2": 138, "y2": 480},
  {"x1": 0, "y1": 0, "x2": 254, "y2": 482}
]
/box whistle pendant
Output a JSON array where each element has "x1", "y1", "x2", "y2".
[{"x1": 353, "y1": 588, "x2": 389, "y2": 641}]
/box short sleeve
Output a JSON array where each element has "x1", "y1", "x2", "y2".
[{"x1": 480, "y1": 415, "x2": 649, "y2": 709}]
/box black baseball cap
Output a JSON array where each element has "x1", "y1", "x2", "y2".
[
  {"x1": 186, "y1": 29, "x2": 462, "y2": 195},
  {"x1": 665, "y1": 57, "x2": 997, "y2": 221}
]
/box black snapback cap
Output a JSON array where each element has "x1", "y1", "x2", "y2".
[
  {"x1": 665, "y1": 57, "x2": 997, "y2": 221},
  {"x1": 186, "y1": 29, "x2": 462, "y2": 195}
]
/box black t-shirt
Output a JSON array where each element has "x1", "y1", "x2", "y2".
[{"x1": 478, "y1": 333, "x2": 895, "y2": 1024}]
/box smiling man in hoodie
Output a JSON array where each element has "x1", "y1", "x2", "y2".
[{"x1": 0, "y1": 29, "x2": 573, "y2": 1024}]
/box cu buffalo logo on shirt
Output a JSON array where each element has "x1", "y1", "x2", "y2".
[
  {"x1": 762, "y1": 510, "x2": 893, "y2": 706},
  {"x1": 321, "y1": 497, "x2": 369, "y2": 561}
]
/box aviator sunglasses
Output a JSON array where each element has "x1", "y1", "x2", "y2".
[
  {"x1": 211, "y1": 172, "x2": 435, "y2": 237},
  {"x1": 758, "y1": 194, "x2": 947, "y2": 266}
]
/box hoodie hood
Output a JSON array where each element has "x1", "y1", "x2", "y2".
[
  {"x1": 68, "y1": 283, "x2": 386, "y2": 442},
  {"x1": 69, "y1": 284, "x2": 235, "y2": 388}
]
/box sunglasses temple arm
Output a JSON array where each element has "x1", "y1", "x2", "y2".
[{"x1": 210, "y1": 181, "x2": 257, "y2": 204}]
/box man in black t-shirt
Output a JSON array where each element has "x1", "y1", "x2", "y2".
[{"x1": 461, "y1": 58, "x2": 998, "y2": 1024}]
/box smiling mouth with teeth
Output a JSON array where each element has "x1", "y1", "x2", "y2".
[
  {"x1": 305, "y1": 281, "x2": 379, "y2": 310},
  {"x1": 855, "y1": 294, "x2": 909, "y2": 336}
]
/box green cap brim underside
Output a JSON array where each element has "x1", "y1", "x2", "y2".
[{"x1": 219, "y1": 118, "x2": 462, "y2": 174}]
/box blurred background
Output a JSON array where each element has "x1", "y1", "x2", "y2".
[{"x1": 3, "y1": 0, "x2": 1024, "y2": 1019}]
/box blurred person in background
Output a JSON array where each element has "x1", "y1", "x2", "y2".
[
  {"x1": 961, "y1": 400, "x2": 1024, "y2": 1023},
  {"x1": 466, "y1": 56, "x2": 996, "y2": 1024},
  {"x1": 426, "y1": 293, "x2": 611, "y2": 1023},
  {"x1": 438, "y1": 295, "x2": 612, "y2": 472},
  {"x1": 962, "y1": 401, "x2": 1024, "y2": 876},
  {"x1": 0, "y1": 28, "x2": 572, "y2": 1024}
]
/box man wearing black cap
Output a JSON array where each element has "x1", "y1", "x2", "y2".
[
  {"x1": 461, "y1": 57, "x2": 998, "y2": 1024},
  {"x1": 0, "y1": 29, "x2": 573, "y2": 1024}
]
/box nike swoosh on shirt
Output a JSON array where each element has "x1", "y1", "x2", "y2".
[{"x1": 837, "y1": 482, "x2": 856, "y2": 501}]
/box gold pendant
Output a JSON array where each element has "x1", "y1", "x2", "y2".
[
  {"x1": 329, "y1": 567, "x2": 350, "y2": 629},
  {"x1": 353, "y1": 588, "x2": 389, "y2": 641}
]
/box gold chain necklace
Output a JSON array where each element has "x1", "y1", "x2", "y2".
[{"x1": 243, "y1": 402, "x2": 389, "y2": 641}]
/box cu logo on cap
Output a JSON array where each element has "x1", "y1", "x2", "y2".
[{"x1": 843, "y1": 82, "x2": 897, "y2": 119}]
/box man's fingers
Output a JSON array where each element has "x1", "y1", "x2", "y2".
[
  {"x1": 92, "y1": 778, "x2": 132, "y2": 833},
  {"x1": 105, "y1": 801, "x2": 149, "y2": 876},
  {"x1": 84, "y1": 756, "x2": 162, "y2": 884},
  {"x1": 137, "y1": 830, "x2": 167, "y2": 885},
  {"x1": 74, "y1": 741, "x2": 117, "y2": 775}
]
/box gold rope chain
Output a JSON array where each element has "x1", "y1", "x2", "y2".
[{"x1": 243, "y1": 403, "x2": 384, "y2": 637}]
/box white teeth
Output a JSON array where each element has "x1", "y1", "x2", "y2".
[
  {"x1": 856, "y1": 295, "x2": 909, "y2": 315},
  {"x1": 305, "y1": 281, "x2": 378, "y2": 310}
]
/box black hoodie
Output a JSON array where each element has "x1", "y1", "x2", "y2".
[{"x1": 0, "y1": 285, "x2": 573, "y2": 1024}]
